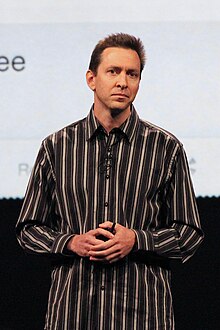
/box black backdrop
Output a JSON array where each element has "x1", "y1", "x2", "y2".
[{"x1": 0, "y1": 197, "x2": 219, "y2": 330}]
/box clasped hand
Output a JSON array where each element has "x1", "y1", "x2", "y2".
[{"x1": 66, "y1": 221, "x2": 136, "y2": 264}]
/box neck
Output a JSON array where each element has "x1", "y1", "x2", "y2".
[{"x1": 94, "y1": 106, "x2": 131, "y2": 133}]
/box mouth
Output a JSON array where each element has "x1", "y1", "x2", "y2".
[{"x1": 111, "y1": 93, "x2": 129, "y2": 98}]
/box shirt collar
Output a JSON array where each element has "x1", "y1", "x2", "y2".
[{"x1": 85, "y1": 105, "x2": 140, "y2": 143}]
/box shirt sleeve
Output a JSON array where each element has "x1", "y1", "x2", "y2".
[
  {"x1": 132, "y1": 145, "x2": 204, "y2": 263},
  {"x1": 15, "y1": 141, "x2": 74, "y2": 257}
]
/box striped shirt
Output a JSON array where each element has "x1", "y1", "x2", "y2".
[{"x1": 16, "y1": 106, "x2": 204, "y2": 330}]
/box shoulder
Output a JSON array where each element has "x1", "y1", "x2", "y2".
[
  {"x1": 139, "y1": 118, "x2": 183, "y2": 149},
  {"x1": 42, "y1": 117, "x2": 87, "y2": 147}
]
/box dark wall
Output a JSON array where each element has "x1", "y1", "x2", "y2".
[{"x1": 0, "y1": 198, "x2": 219, "y2": 330}]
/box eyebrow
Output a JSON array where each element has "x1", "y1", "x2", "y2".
[
  {"x1": 127, "y1": 69, "x2": 139, "y2": 74},
  {"x1": 108, "y1": 66, "x2": 140, "y2": 73}
]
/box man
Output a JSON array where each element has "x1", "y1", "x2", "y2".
[{"x1": 16, "y1": 33, "x2": 204, "y2": 330}]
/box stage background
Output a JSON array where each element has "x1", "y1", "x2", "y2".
[
  {"x1": 0, "y1": 197, "x2": 219, "y2": 330},
  {"x1": 1, "y1": 1, "x2": 220, "y2": 329},
  {"x1": 1, "y1": 0, "x2": 220, "y2": 198}
]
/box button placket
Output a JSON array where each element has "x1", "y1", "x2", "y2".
[{"x1": 103, "y1": 137, "x2": 114, "y2": 218}]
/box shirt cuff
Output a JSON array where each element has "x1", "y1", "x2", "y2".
[
  {"x1": 51, "y1": 233, "x2": 76, "y2": 256},
  {"x1": 132, "y1": 229, "x2": 155, "y2": 252}
]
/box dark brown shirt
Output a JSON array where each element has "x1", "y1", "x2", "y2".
[{"x1": 16, "y1": 106, "x2": 204, "y2": 329}]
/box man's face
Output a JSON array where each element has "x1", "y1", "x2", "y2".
[{"x1": 87, "y1": 47, "x2": 141, "y2": 115}]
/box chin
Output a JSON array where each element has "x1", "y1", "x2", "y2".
[
  {"x1": 110, "y1": 102, "x2": 131, "y2": 113},
  {"x1": 109, "y1": 107, "x2": 129, "y2": 117}
]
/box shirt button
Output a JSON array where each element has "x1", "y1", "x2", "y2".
[
  {"x1": 101, "y1": 286, "x2": 105, "y2": 290},
  {"x1": 106, "y1": 175, "x2": 110, "y2": 179},
  {"x1": 104, "y1": 202, "x2": 108, "y2": 207},
  {"x1": 107, "y1": 147, "x2": 111, "y2": 152}
]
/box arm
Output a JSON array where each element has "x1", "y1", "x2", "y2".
[
  {"x1": 16, "y1": 141, "x2": 73, "y2": 256},
  {"x1": 132, "y1": 146, "x2": 204, "y2": 263},
  {"x1": 16, "y1": 141, "x2": 116, "y2": 258}
]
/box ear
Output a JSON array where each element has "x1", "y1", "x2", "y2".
[{"x1": 86, "y1": 70, "x2": 96, "y2": 91}]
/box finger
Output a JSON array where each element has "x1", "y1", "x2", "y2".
[
  {"x1": 108, "y1": 255, "x2": 122, "y2": 264},
  {"x1": 95, "y1": 228, "x2": 115, "y2": 240},
  {"x1": 81, "y1": 233, "x2": 102, "y2": 245},
  {"x1": 87, "y1": 228, "x2": 113, "y2": 242},
  {"x1": 89, "y1": 242, "x2": 118, "y2": 257},
  {"x1": 89, "y1": 250, "x2": 121, "y2": 263},
  {"x1": 89, "y1": 238, "x2": 116, "y2": 251},
  {"x1": 106, "y1": 251, "x2": 122, "y2": 263},
  {"x1": 98, "y1": 221, "x2": 114, "y2": 229},
  {"x1": 91, "y1": 237, "x2": 107, "y2": 245}
]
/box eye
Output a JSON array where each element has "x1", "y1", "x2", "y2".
[
  {"x1": 109, "y1": 69, "x2": 116, "y2": 74},
  {"x1": 128, "y1": 71, "x2": 139, "y2": 79},
  {"x1": 107, "y1": 67, "x2": 120, "y2": 75}
]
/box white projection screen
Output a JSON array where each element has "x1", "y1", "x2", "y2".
[{"x1": 0, "y1": 0, "x2": 220, "y2": 198}]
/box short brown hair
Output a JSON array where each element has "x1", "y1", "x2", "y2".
[{"x1": 88, "y1": 33, "x2": 146, "y2": 75}]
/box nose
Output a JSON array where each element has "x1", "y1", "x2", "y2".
[{"x1": 116, "y1": 73, "x2": 128, "y2": 89}]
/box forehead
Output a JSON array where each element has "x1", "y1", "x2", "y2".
[{"x1": 99, "y1": 47, "x2": 141, "y2": 70}]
